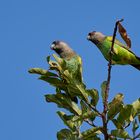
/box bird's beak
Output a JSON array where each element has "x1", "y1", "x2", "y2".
[
  {"x1": 87, "y1": 31, "x2": 96, "y2": 41},
  {"x1": 87, "y1": 35, "x2": 91, "y2": 40},
  {"x1": 50, "y1": 43, "x2": 55, "y2": 50}
]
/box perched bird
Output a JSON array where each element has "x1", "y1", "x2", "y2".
[
  {"x1": 87, "y1": 31, "x2": 140, "y2": 70},
  {"x1": 51, "y1": 41, "x2": 83, "y2": 103},
  {"x1": 51, "y1": 41, "x2": 83, "y2": 82}
]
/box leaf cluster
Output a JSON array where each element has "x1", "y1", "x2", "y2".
[{"x1": 29, "y1": 54, "x2": 140, "y2": 140}]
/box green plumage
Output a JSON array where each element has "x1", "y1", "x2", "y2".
[
  {"x1": 88, "y1": 31, "x2": 140, "y2": 70},
  {"x1": 64, "y1": 55, "x2": 82, "y2": 82}
]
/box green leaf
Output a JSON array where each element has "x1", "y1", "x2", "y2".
[
  {"x1": 39, "y1": 75, "x2": 66, "y2": 89},
  {"x1": 57, "y1": 129, "x2": 71, "y2": 140},
  {"x1": 57, "y1": 111, "x2": 76, "y2": 131},
  {"x1": 80, "y1": 100, "x2": 91, "y2": 114},
  {"x1": 63, "y1": 70, "x2": 73, "y2": 83},
  {"x1": 101, "y1": 81, "x2": 107, "y2": 102},
  {"x1": 45, "y1": 93, "x2": 82, "y2": 115},
  {"x1": 53, "y1": 54, "x2": 66, "y2": 71},
  {"x1": 46, "y1": 55, "x2": 51, "y2": 63},
  {"x1": 45, "y1": 94, "x2": 70, "y2": 109},
  {"x1": 57, "y1": 93, "x2": 81, "y2": 115},
  {"x1": 117, "y1": 104, "x2": 134, "y2": 125},
  {"x1": 61, "y1": 70, "x2": 89, "y2": 102},
  {"x1": 55, "y1": 93, "x2": 82, "y2": 115},
  {"x1": 28, "y1": 68, "x2": 47, "y2": 75},
  {"x1": 78, "y1": 101, "x2": 97, "y2": 121},
  {"x1": 45, "y1": 94, "x2": 59, "y2": 103},
  {"x1": 112, "y1": 119, "x2": 123, "y2": 129},
  {"x1": 28, "y1": 68, "x2": 58, "y2": 77},
  {"x1": 65, "y1": 99, "x2": 82, "y2": 115},
  {"x1": 132, "y1": 98, "x2": 140, "y2": 117},
  {"x1": 53, "y1": 54, "x2": 65, "y2": 66},
  {"x1": 72, "y1": 115, "x2": 83, "y2": 128},
  {"x1": 57, "y1": 111, "x2": 82, "y2": 131},
  {"x1": 81, "y1": 111, "x2": 97, "y2": 121},
  {"x1": 75, "y1": 84, "x2": 89, "y2": 102},
  {"x1": 45, "y1": 94, "x2": 72, "y2": 112},
  {"x1": 67, "y1": 83, "x2": 85, "y2": 98},
  {"x1": 47, "y1": 57, "x2": 58, "y2": 68},
  {"x1": 87, "y1": 89, "x2": 99, "y2": 106},
  {"x1": 111, "y1": 129, "x2": 131, "y2": 139},
  {"x1": 57, "y1": 129, "x2": 78, "y2": 140},
  {"x1": 47, "y1": 55, "x2": 62, "y2": 72},
  {"x1": 107, "y1": 93, "x2": 124, "y2": 120},
  {"x1": 81, "y1": 127, "x2": 101, "y2": 140}
]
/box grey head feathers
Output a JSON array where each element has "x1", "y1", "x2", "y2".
[
  {"x1": 51, "y1": 41, "x2": 76, "y2": 60},
  {"x1": 87, "y1": 31, "x2": 106, "y2": 45}
]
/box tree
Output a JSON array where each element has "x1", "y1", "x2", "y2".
[{"x1": 29, "y1": 20, "x2": 140, "y2": 140}]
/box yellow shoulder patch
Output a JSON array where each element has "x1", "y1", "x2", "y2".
[
  {"x1": 106, "y1": 36, "x2": 113, "y2": 42},
  {"x1": 77, "y1": 56, "x2": 82, "y2": 65},
  {"x1": 106, "y1": 36, "x2": 118, "y2": 54}
]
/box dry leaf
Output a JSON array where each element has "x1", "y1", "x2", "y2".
[{"x1": 118, "y1": 22, "x2": 131, "y2": 48}]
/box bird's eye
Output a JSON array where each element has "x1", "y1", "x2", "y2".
[
  {"x1": 52, "y1": 41, "x2": 60, "y2": 45},
  {"x1": 52, "y1": 41, "x2": 56, "y2": 45},
  {"x1": 88, "y1": 33, "x2": 92, "y2": 36},
  {"x1": 88, "y1": 31, "x2": 96, "y2": 36}
]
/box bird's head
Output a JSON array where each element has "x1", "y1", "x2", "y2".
[
  {"x1": 51, "y1": 40, "x2": 75, "y2": 59},
  {"x1": 51, "y1": 41, "x2": 67, "y2": 53},
  {"x1": 87, "y1": 31, "x2": 105, "y2": 45}
]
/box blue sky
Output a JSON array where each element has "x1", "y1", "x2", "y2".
[{"x1": 1, "y1": 0, "x2": 140, "y2": 139}]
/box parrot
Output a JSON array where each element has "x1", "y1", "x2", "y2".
[
  {"x1": 87, "y1": 31, "x2": 140, "y2": 70},
  {"x1": 51, "y1": 40, "x2": 83, "y2": 82},
  {"x1": 51, "y1": 41, "x2": 83, "y2": 102}
]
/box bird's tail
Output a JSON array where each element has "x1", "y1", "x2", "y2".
[{"x1": 131, "y1": 64, "x2": 140, "y2": 71}]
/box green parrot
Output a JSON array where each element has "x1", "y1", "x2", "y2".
[
  {"x1": 51, "y1": 40, "x2": 83, "y2": 82},
  {"x1": 87, "y1": 31, "x2": 140, "y2": 70},
  {"x1": 51, "y1": 41, "x2": 83, "y2": 102}
]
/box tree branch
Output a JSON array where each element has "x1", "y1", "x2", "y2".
[
  {"x1": 84, "y1": 119, "x2": 96, "y2": 127},
  {"x1": 86, "y1": 102, "x2": 102, "y2": 116},
  {"x1": 102, "y1": 19, "x2": 124, "y2": 140}
]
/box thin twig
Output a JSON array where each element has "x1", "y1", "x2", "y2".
[
  {"x1": 104, "y1": 18, "x2": 124, "y2": 112},
  {"x1": 86, "y1": 102, "x2": 102, "y2": 116},
  {"x1": 102, "y1": 19, "x2": 124, "y2": 140},
  {"x1": 84, "y1": 119, "x2": 96, "y2": 127},
  {"x1": 124, "y1": 122, "x2": 130, "y2": 129}
]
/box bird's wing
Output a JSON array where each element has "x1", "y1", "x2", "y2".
[
  {"x1": 107, "y1": 36, "x2": 140, "y2": 60},
  {"x1": 107, "y1": 36, "x2": 128, "y2": 48},
  {"x1": 106, "y1": 36, "x2": 135, "y2": 53}
]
